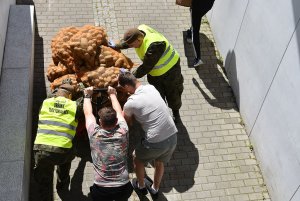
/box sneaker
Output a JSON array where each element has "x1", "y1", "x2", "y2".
[
  {"x1": 193, "y1": 58, "x2": 204, "y2": 67},
  {"x1": 186, "y1": 29, "x2": 192, "y2": 43},
  {"x1": 144, "y1": 176, "x2": 159, "y2": 199},
  {"x1": 131, "y1": 178, "x2": 148, "y2": 195}
]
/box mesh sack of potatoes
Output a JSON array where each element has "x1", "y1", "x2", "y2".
[
  {"x1": 99, "y1": 46, "x2": 133, "y2": 69},
  {"x1": 78, "y1": 66, "x2": 120, "y2": 88},
  {"x1": 48, "y1": 25, "x2": 134, "y2": 105},
  {"x1": 69, "y1": 25, "x2": 108, "y2": 71},
  {"x1": 50, "y1": 74, "x2": 78, "y2": 92},
  {"x1": 51, "y1": 27, "x2": 79, "y2": 69},
  {"x1": 47, "y1": 62, "x2": 74, "y2": 82}
]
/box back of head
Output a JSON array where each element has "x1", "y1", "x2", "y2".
[
  {"x1": 118, "y1": 71, "x2": 137, "y2": 88},
  {"x1": 98, "y1": 107, "x2": 117, "y2": 128}
]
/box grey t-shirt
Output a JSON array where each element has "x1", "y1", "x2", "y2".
[{"x1": 124, "y1": 84, "x2": 177, "y2": 143}]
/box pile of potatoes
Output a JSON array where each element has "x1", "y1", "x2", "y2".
[
  {"x1": 78, "y1": 66, "x2": 120, "y2": 88},
  {"x1": 51, "y1": 26, "x2": 79, "y2": 70},
  {"x1": 99, "y1": 46, "x2": 133, "y2": 69},
  {"x1": 47, "y1": 62, "x2": 72, "y2": 82},
  {"x1": 47, "y1": 25, "x2": 133, "y2": 103}
]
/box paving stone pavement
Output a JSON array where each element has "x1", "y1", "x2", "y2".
[{"x1": 27, "y1": 0, "x2": 271, "y2": 200}]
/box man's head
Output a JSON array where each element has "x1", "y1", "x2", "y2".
[
  {"x1": 118, "y1": 71, "x2": 138, "y2": 94},
  {"x1": 123, "y1": 28, "x2": 144, "y2": 48},
  {"x1": 55, "y1": 83, "x2": 75, "y2": 99},
  {"x1": 98, "y1": 107, "x2": 117, "y2": 129}
]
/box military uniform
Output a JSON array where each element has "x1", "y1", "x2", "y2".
[
  {"x1": 33, "y1": 85, "x2": 78, "y2": 201},
  {"x1": 117, "y1": 24, "x2": 184, "y2": 118},
  {"x1": 147, "y1": 59, "x2": 183, "y2": 111}
]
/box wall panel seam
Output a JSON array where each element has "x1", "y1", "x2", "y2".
[
  {"x1": 249, "y1": 16, "x2": 300, "y2": 137},
  {"x1": 227, "y1": 0, "x2": 249, "y2": 73}
]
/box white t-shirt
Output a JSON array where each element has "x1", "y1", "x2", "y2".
[{"x1": 124, "y1": 84, "x2": 177, "y2": 143}]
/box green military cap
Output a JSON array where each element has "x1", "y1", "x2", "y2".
[{"x1": 123, "y1": 28, "x2": 142, "y2": 44}]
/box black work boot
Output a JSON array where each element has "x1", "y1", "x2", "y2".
[{"x1": 172, "y1": 110, "x2": 181, "y2": 124}]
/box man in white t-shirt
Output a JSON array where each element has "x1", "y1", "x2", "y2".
[{"x1": 117, "y1": 71, "x2": 177, "y2": 198}]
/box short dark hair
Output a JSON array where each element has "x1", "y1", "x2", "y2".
[
  {"x1": 98, "y1": 107, "x2": 117, "y2": 127},
  {"x1": 118, "y1": 71, "x2": 137, "y2": 87}
]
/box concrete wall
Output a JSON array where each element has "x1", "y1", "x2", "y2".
[
  {"x1": 0, "y1": 0, "x2": 16, "y2": 76},
  {"x1": 209, "y1": 0, "x2": 300, "y2": 200},
  {"x1": 0, "y1": 5, "x2": 34, "y2": 201}
]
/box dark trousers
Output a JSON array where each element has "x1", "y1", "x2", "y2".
[
  {"x1": 90, "y1": 182, "x2": 133, "y2": 201},
  {"x1": 190, "y1": 0, "x2": 215, "y2": 59},
  {"x1": 33, "y1": 149, "x2": 75, "y2": 201},
  {"x1": 147, "y1": 59, "x2": 184, "y2": 111}
]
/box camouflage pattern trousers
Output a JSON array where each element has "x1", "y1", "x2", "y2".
[
  {"x1": 33, "y1": 149, "x2": 75, "y2": 201},
  {"x1": 147, "y1": 59, "x2": 184, "y2": 111}
]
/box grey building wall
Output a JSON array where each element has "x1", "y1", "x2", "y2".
[
  {"x1": 0, "y1": 5, "x2": 34, "y2": 201},
  {"x1": 0, "y1": 0, "x2": 16, "y2": 76},
  {"x1": 209, "y1": 0, "x2": 300, "y2": 201}
]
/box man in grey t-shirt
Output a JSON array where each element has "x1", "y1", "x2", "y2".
[{"x1": 117, "y1": 71, "x2": 177, "y2": 198}]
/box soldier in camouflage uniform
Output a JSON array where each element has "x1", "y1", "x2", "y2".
[
  {"x1": 112, "y1": 24, "x2": 184, "y2": 123},
  {"x1": 33, "y1": 83, "x2": 81, "y2": 201}
]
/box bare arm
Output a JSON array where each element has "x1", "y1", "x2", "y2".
[
  {"x1": 107, "y1": 86, "x2": 125, "y2": 121},
  {"x1": 123, "y1": 101, "x2": 134, "y2": 126},
  {"x1": 83, "y1": 87, "x2": 96, "y2": 129}
]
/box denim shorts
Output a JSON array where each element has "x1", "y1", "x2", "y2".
[{"x1": 135, "y1": 134, "x2": 177, "y2": 164}]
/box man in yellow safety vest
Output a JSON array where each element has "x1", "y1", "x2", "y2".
[
  {"x1": 33, "y1": 83, "x2": 79, "y2": 201},
  {"x1": 112, "y1": 24, "x2": 184, "y2": 123}
]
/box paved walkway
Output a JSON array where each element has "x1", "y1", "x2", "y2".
[{"x1": 28, "y1": 0, "x2": 271, "y2": 200}]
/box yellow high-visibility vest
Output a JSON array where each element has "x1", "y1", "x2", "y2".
[
  {"x1": 135, "y1": 24, "x2": 180, "y2": 76},
  {"x1": 34, "y1": 96, "x2": 78, "y2": 149}
]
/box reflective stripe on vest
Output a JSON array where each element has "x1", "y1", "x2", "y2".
[
  {"x1": 34, "y1": 96, "x2": 78, "y2": 149},
  {"x1": 37, "y1": 129, "x2": 74, "y2": 140},
  {"x1": 135, "y1": 24, "x2": 180, "y2": 76},
  {"x1": 39, "y1": 120, "x2": 77, "y2": 131}
]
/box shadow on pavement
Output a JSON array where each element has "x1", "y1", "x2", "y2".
[
  {"x1": 153, "y1": 192, "x2": 168, "y2": 201},
  {"x1": 133, "y1": 189, "x2": 151, "y2": 201},
  {"x1": 161, "y1": 122, "x2": 199, "y2": 193},
  {"x1": 134, "y1": 189, "x2": 168, "y2": 201},
  {"x1": 128, "y1": 121, "x2": 196, "y2": 198},
  {"x1": 26, "y1": 0, "x2": 48, "y2": 200},
  {"x1": 224, "y1": 49, "x2": 239, "y2": 107},
  {"x1": 58, "y1": 125, "x2": 92, "y2": 201},
  {"x1": 56, "y1": 157, "x2": 92, "y2": 201},
  {"x1": 183, "y1": 31, "x2": 238, "y2": 111}
]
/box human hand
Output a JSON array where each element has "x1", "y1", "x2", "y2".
[
  {"x1": 108, "y1": 39, "x2": 117, "y2": 49},
  {"x1": 107, "y1": 86, "x2": 117, "y2": 96},
  {"x1": 84, "y1": 86, "x2": 94, "y2": 96},
  {"x1": 119, "y1": 67, "x2": 129, "y2": 75}
]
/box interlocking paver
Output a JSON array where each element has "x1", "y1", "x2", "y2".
[{"x1": 26, "y1": 0, "x2": 271, "y2": 200}]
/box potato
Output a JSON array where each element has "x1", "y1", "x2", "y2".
[{"x1": 48, "y1": 25, "x2": 132, "y2": 103}]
